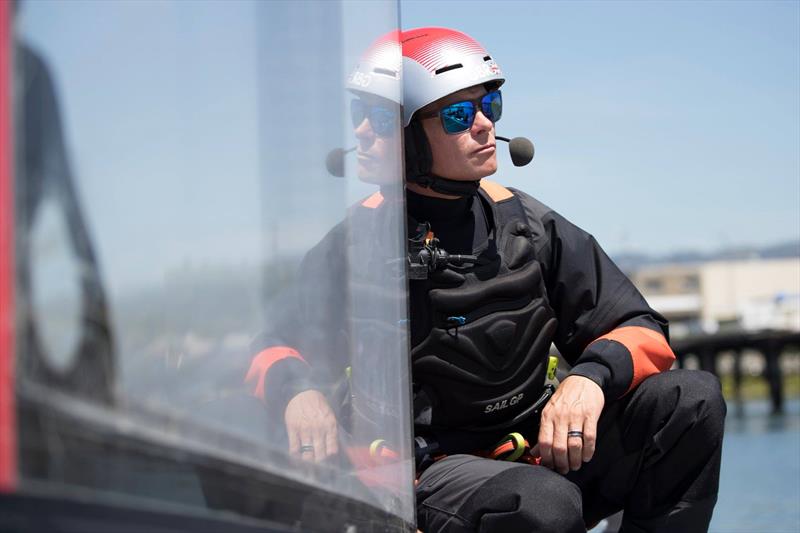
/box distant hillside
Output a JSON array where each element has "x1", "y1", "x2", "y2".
[{"x1": 612, "y1": 240, "x2": 800, "y2": 273}]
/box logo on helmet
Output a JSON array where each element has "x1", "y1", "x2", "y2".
[
  {"x1": 469, "y1": 61, "x2": 502, "y2": 83},
  {"x1": 349, "y1": 70, "x2": 372, "y2": 88}
]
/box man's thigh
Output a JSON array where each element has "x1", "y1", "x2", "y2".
[{"x1": 416, "y1": 454, "x2": 584, "y2": 533}]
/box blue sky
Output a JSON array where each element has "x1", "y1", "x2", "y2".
[
  {"x1": 18, "y1": 0, "x2": 799, "y2": 294},
  {"x1": 401, "y1": 0, "x2": 800, "y2": 255}
]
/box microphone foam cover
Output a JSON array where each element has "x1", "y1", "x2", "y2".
[
  {"x1": 325, "y1": 148, "x2": 346, "y2": 177},
  {"x1": 509, "y1": 137, "x2": 535, "y2": 167}
]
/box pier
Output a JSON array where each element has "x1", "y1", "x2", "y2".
[{"x1": 671, "y1": 329, "x2": 800, "y2": 414}]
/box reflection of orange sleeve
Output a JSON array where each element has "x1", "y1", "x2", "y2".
[
  {"x1": 361, "y1": 192, "x2": 384, "y2": 209},
  {"x1": 245, "y1": 346, "x2": 306, "y2": 400},
  {"x1": 594, "y1": 326, "x2": 675, "y2": 394}
]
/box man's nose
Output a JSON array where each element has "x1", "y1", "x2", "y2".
[
  {"x1": 354, "y1": 117, "x2": 374, "y2": 143},
  {"x1": 471, "y1": 109, "x2": 493, "y2": 134}
]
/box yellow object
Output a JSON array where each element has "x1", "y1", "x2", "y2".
[
  {"x1": 495, "y1": 432, "x2": 527, "y2": 462},
  {"x1": 369, "y1": 439, "x2": 386, "y2": 457},
  {"x1": 547, "y1": 356, "x2": 558, "y2": 381}
]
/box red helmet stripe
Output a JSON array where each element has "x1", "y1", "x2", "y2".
[
  {"x1": 359, "y1": 30, "x2": 401, "y2": 70},
  {"x1": 402, "y1": 27, "x2": 488, "y2": 73}
]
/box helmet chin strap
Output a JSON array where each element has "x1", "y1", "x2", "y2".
[{"x1": 404, "y1": 120, "x2": 480, "y2": 197}]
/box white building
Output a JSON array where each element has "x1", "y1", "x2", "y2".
[{"x1": 631, "y1": 257, "x2": 800, "y2": 337}]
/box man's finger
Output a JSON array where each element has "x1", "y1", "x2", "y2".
[
  {"x1": 537, "y1": 418, "x2": 555, "y2": 470},
  {"x1": 530, "y1": 443, "x2": 540, "y2": 459},
  {"x1": 552, "y1": 419, "x2": 569, "y2": 475},
  {"x1": 313, "y1": 427, "x2": 327, "y2": 463},
  {"x1": 326, "y1": 424, "x2": 339, "y2": 457},
  {"x1": 582, "y1": 413, "x2": 598, "y2": 463},
  {"x1": 287, "y1": 426, "x2": 300, "y2": 455},
  {"x1": 299, "y1": 428, "x2": 315, "y2": 462},
  {"x1": 567, "y1": 412, "x2": 584, "y2": 471}
]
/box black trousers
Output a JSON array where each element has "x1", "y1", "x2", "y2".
[{"x1": 416, "y1": 370, "x2": 726, "y2": 532}]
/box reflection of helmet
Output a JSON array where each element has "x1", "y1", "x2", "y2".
[
  {"x1": 401, "y1": 27, "x2": 504, "y2": 126},
  {"x1": 346, "y1": 30, "x2": 402, "y2": 104}
]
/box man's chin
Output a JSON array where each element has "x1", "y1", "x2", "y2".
[
  {"x1": 468, "y1": 157, "x2": 498, "y2": 180},
  {"x1": 357, "y1": 170, "x2": 400, "y2": 187},
  {"x1": 356, "y1": 160, "x2": 380, "y2": 183},
  {"x1": 473, "y1": 163, "x2": 498, "y2": 180}
]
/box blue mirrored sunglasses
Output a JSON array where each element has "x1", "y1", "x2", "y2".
[
  {"x1": 420, "y1": 90, "x2": 503, "y2": 135},
  {"x1": 350, "y1": 99, "x2": 398, "y2": 137}
]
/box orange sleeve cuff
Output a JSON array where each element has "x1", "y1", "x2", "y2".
[
  {"x1": 244, "y1": 346, "x2": 306, "y2": 400},
  {"x1": 594, "y1": 326, "x2": 675, "y2": 394}
]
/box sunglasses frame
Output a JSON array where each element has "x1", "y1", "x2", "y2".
[
  {"x1": 350, "y1": 98, "x2": 399, "y2": 138},
  {"x1": 418, "y1": 90, "x2": 502, "y2": 135}
]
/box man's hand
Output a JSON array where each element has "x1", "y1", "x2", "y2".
[
  {"x1": 535, "y1": 375, "x2": 604, "y2": 475},
  {"x1": 284, "y1": 389, "x2": 339, "y2": 463}
]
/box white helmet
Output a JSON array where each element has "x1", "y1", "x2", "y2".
[
  {"x1": 401, "y1": 27, "x2": 504, "y2": 126},
  {"x1": 399, "y1": 28, "x2": 505, "y2": 194},
  {"x1": 346, "y1": 30, "x2": 402, "y2": 104},
  {"x1": 344, "y1": 28, "x2": 508, "y2": 194}
]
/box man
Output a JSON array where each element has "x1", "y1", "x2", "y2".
[{"x1": 247, "y1": 27, "x2": 725, "y2": 532}]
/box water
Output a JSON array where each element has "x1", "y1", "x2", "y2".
[{"x1": 710, "y1": 398, "x2": 800, "y2": 533}]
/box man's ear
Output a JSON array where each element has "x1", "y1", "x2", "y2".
[{"x1": 403, "y1": 121, "x2": 433, "y2": 181}]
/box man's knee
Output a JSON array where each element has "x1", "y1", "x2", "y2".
[
  {"x1": 641, "y1": 370, "x2": 726, "y2": 421},
  {"x1": 417, "y1": 456, "x2": 584, "y2": 532},
  {"x1": 685, "y1": 369, "x2": 726, "y2": 425},
  {"x1": 461, "y1": 465, "x2": 584, "y2": 533},
  {"x1": 633, "y1": 369, "x2": 726, "y2": 451}
]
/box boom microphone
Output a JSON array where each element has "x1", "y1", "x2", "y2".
[
  {"x1": 325, "y1": 146, "x2": 356, "y2": 177},
  {"x1": 328, "y1": 136, "x2": 533, "y2": 177},
  {"x1": 496, "y1": 136, "x2": 535, "y2": 167}
]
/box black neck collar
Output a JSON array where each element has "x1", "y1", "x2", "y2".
[
  {"x1": 408, "y1": 174, "x2": 480, "y2": 197},
  {"x1": 406, "y1": 187, "x2": 474, "y2": 222}
]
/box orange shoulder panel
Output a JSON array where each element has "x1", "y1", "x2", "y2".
[
  {"x1": 245, "y1": 346, "x2": 306, "y2": 400},
  {"x1": 479, "y1": 180, "x2": 514, "y2": 202},
  {"x1": 594, "y1": 326, "x2": 675, "y2": 395},
  {"x1": 361, "y1": 191, "x2": 384, "y2": 209}
]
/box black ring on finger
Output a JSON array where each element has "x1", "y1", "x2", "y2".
[
  {"x1": 300, "y1": 444, "x2": 314, "y2": 453},
  {"x1": 567, "y1": 430, "x2": 584, "y2": 439}
]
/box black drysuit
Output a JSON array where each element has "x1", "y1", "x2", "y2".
[{"x1": 249, "y1": 182, "x2": 725, "y2": 532}]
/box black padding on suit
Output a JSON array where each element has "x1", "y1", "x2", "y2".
[{"x1": 410, "y1": 190, "x2": 556, "y2": 433}]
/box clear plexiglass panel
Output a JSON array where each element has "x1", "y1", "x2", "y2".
[{"x1": 14, "y1": 0, "x2": 412, "y2": 528}]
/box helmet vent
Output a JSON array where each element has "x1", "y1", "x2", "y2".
[
  {"x1": 483, "y1": 55, "x2": 492, "y2": 61},
  {"x1": 434, "y1": 63, "x2": 463, "y2": 75},
  {"x1": 373, "y1": 67, "x2": 398, "y2": 77}
]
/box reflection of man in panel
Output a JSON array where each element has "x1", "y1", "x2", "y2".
[{"x1": 247, "y1": 28, "x2": 725, "y2": 532}]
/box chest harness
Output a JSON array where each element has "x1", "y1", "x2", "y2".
[
  {"x1": 406, "y1": 181, "x2": 559, "y2": 463},
  {"x1": 340, "y1": 182, "x2": 560, "y2": 473}
]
